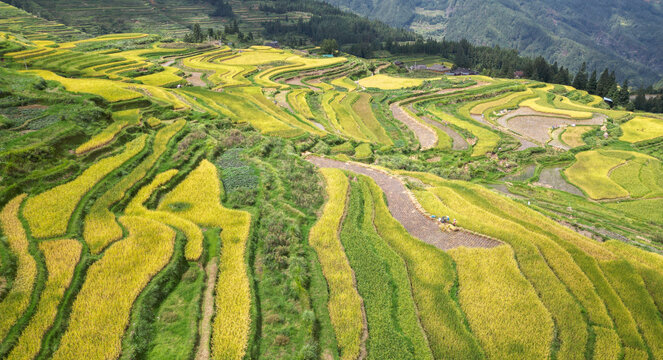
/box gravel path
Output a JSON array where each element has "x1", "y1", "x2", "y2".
[
  {"x1": 421, "y1": 115, "x2": 469, "y2": 150},
  {"x1": 470, "y1": 114, "x2": 539, "y2": 150},
  {"x1": 391, "y1": 83, "x2": 487, "y2": 151},
  {"x1": 390, "y1": 102, "x2": 438, "y2": 150},
  {"x1": 307, "y1": 156, "x2": 501, "y2": 250}
]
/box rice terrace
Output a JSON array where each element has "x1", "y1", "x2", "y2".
[{"x1": 0, "y1": 0, "x2": 663, "y2": 359}]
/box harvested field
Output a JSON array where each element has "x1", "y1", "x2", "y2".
[
  {"x1": 498, "y1": 107, "x2": 605, "y2": 148},
  {"x1": 536, "y1": 167, "x2": 584, "y2": 196},
  {"x1": 307, "y1": 156, "x2": 501, "y2": 250}
]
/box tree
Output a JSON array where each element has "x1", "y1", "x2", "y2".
[
  {"x1": 321, "y1": 39, "x2": 339, "y2": 55},
  {"x1": 192, "y1": 23, "x2": 203, "y2": 43},
  {"x1": 633, "y1": 91, "x2": 647, "y2": 110},
  {"x1": 587, "y1": 70, "x2": 597, "y2": 94},
  {"x1": 572, "y1": 62, "x2": 588, "y2": 90},
  {"x1": 597, "y1": 68, "x2": 612, "y2": 97},
  {"x1": 617, "y1": 80, "x2": 630, "y2": 106}
]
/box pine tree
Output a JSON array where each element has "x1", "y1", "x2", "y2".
[
  {"x1": 572, "y1": 62, "x2": 588, "y2": 90},
  {"x1": 618, "y1": 80, "x2": 630, "y2": 106},
  {"x1": 192, "y1": 23, "x2": 203, "y2": 43},
  {"x1": 597, "y1": 68, "x2": 611, "y2": 97},
  {"x1": 587, "y1": 70, "x2": 597, "y2": 94}
]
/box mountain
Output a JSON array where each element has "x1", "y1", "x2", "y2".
[{"x1": 319, "y1": 0, "x2": 663, "y2": 86}]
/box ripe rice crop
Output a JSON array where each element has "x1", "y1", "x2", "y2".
[
  {"x1": 623, "y1": 348, "x2": 649, "y2": 360},
  {"x1": 352, "y1": 93, "x2": 393, "y2": 145},
  {"x1": 331, "y1": 76, "x2": 357, "y2": 91},
  {"x1": 620, "y1": 116, "x2": 663, "y2": 143},
  {"x1": 520, "y1": 96, "x2": 592, "y2": 119},
  {"x1": 428, "y1": 104, "x2": 499, "y2": 156},
  {"x1": 0, "y1": 195, "x2": 36, "y2": 341},
  {"x1": 564, "y1": 150, "x2": 629, "y2": 200},
  {"x1": 24, "y1": 135, "x2": 147, "y2": 238},
  {"x1": 84, "y1": 120, "x2": 185, "y2": 254},
  {"x1": 561, "y1": 126, "x2": 595, "y2": 148},
  {"x1": 449, "y1": 245, "x2": 554, "y2": 359},
  {"x1": 221, "y1": 48, "x2": 291, "y2": 65},
  {"x1": 7, "y1": 239, "x2": 81, "y2": 360},
  {"x1": 412, "y1": 182, "x2": 590, "y2": 359},
  {"x1": 354, "y1": 143, "x2": 372, "y2": 159},
  {"x1": 157, "y1": 160, "x2": 251, "y2": 360},
  {"x1": 592, "y1": 327, "x2": 621, "y2": 360},
  {"x1": 126, "y1": 170, "x2": 203, "y2": 261},
  {"x1": 287, "y1": 89, "x2": 314, "y2": 119},
  {"x1": 336, "y1": 179, "x2": 427, "y2": 358},
  {"x1": 75, "y1": 109, "x2": 142, "y2": 154},
  {"x1": 352, "y1": 177, "x2": 434, "y2": 359},
  {"x1": 608, "y1": 152, "x2": 663, "y2": 199},
  {"x1": 402, "y1": 171, "x2": 646, "y2": 350},
  {"x1": 309, "y1": 168, "x2": 363, "y2": 360},
  {"x1": 357, "y1": 74, "x2": 441, "y2": 90},
  {"x1": 254, "y1": 56, "x2": 346, "y2": 89},
  {"x1": 365, "y1": 179, "x2": 484, "y2": 359},
  {"x1": 469, "y1": 90, "x2": 528, "y2": 115},
  {"x1": 135, "y1": 66, "x2": 184, "y2": 87},
  {"x1": 421, "y1": 178, "x2": 615, "y2": 324},
  {"x1": 23, "y1": 70, "x2": 142, "y2": 102},
  {"x1": 601, "y1": 259, "x2": 663, "y2": 359},
  {"x1": 52, "y1": 216, "x2": 174, "y2": 360}
]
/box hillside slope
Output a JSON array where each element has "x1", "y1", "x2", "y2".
[{"x1": 321, "y1": 0, "x2": 663, "y2": 85}]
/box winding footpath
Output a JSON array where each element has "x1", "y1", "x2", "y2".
[
  {"x1": 307, "y1": 156, "x2": 501, "y2": 250},
  {"x1": 390, "y1": 83, "x2": 487, "y2": 151}
]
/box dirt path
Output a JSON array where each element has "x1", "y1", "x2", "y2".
[
  {"x1": 390, "y1": 102, "x2": 438, "y2": 150},
  {"x1": 391, "y1": 83, "x2": 488, "y2": 151},
  {"x1": 195, "y1": 258, "x2": 219, "y2": 360},
  {"x1": 274, "y1": 91, "x2": 293, "y2": 112},
  {"x1": 375, "y1": 62, "x2": 391, "y2": 74},
  {"x1": 421, "y1": 115, "x2": 469, "y2": 150},
  {"x1": 186, "y1": 72, "x2": 206, "y2": 87},
  {"x1": 285, "y1": 77, "x2": 320, "y2": 91},
  {"x1": 162, "y1": 59, "x2": 176, "y2": 67},
  {"x1": 470, "y1": 114, "x2": 538, "y2": 150},
  {"x1": 307, "y1": 156, "x2": 501, "y2": 250}
]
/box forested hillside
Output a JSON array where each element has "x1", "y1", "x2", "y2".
[{"x1": 321, "y1": 0, "x2": 663, "y2": 86}]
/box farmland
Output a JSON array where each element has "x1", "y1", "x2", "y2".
[{"x1": 1, "y1": 4, "x2": 663, "y2": 360}]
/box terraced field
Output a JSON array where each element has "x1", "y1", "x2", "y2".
[{"x1": 2, "y1": 10, "x2": 663, "y2": 360}]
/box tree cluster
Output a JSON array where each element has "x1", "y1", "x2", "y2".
[
  {"x1": 207, "y1": 0, "x2": 234, "y2": 18},
  {"x1": 183, "y1": 22, "x2": 253, "y2": 44}
]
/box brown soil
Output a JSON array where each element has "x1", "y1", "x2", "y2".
[
  {"x1": 535, "y1": 167, "x2": 584, "y2": 196},
  {"x1": 274, "y1": 91, "x2": 293, "y2": 112},
  {"x1": 390, "y1": 102, "x2": 437, "y2": 150},
  {"x1": 421, "y1": 115, "x2": 468, "y2": 150},
  {"x1": 195, "y1": 258, "x2": 219, "y2": 360},
  {"x1": 391, "y1": 83, "x2": 488, "y2": 151},
  {"x1": 186, "y1": 72, "x2": 206, "y2": 87},
  {"x1": 307, "y1": 156, "x2": 501, "y2": 250},
  {"x1": 497, "y1": 107, "x2": 605, "y2": 149}
]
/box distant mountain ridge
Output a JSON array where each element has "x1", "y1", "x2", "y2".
[{"x1": 320, "y1": 0, "x2": 663, "y2": 85}]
